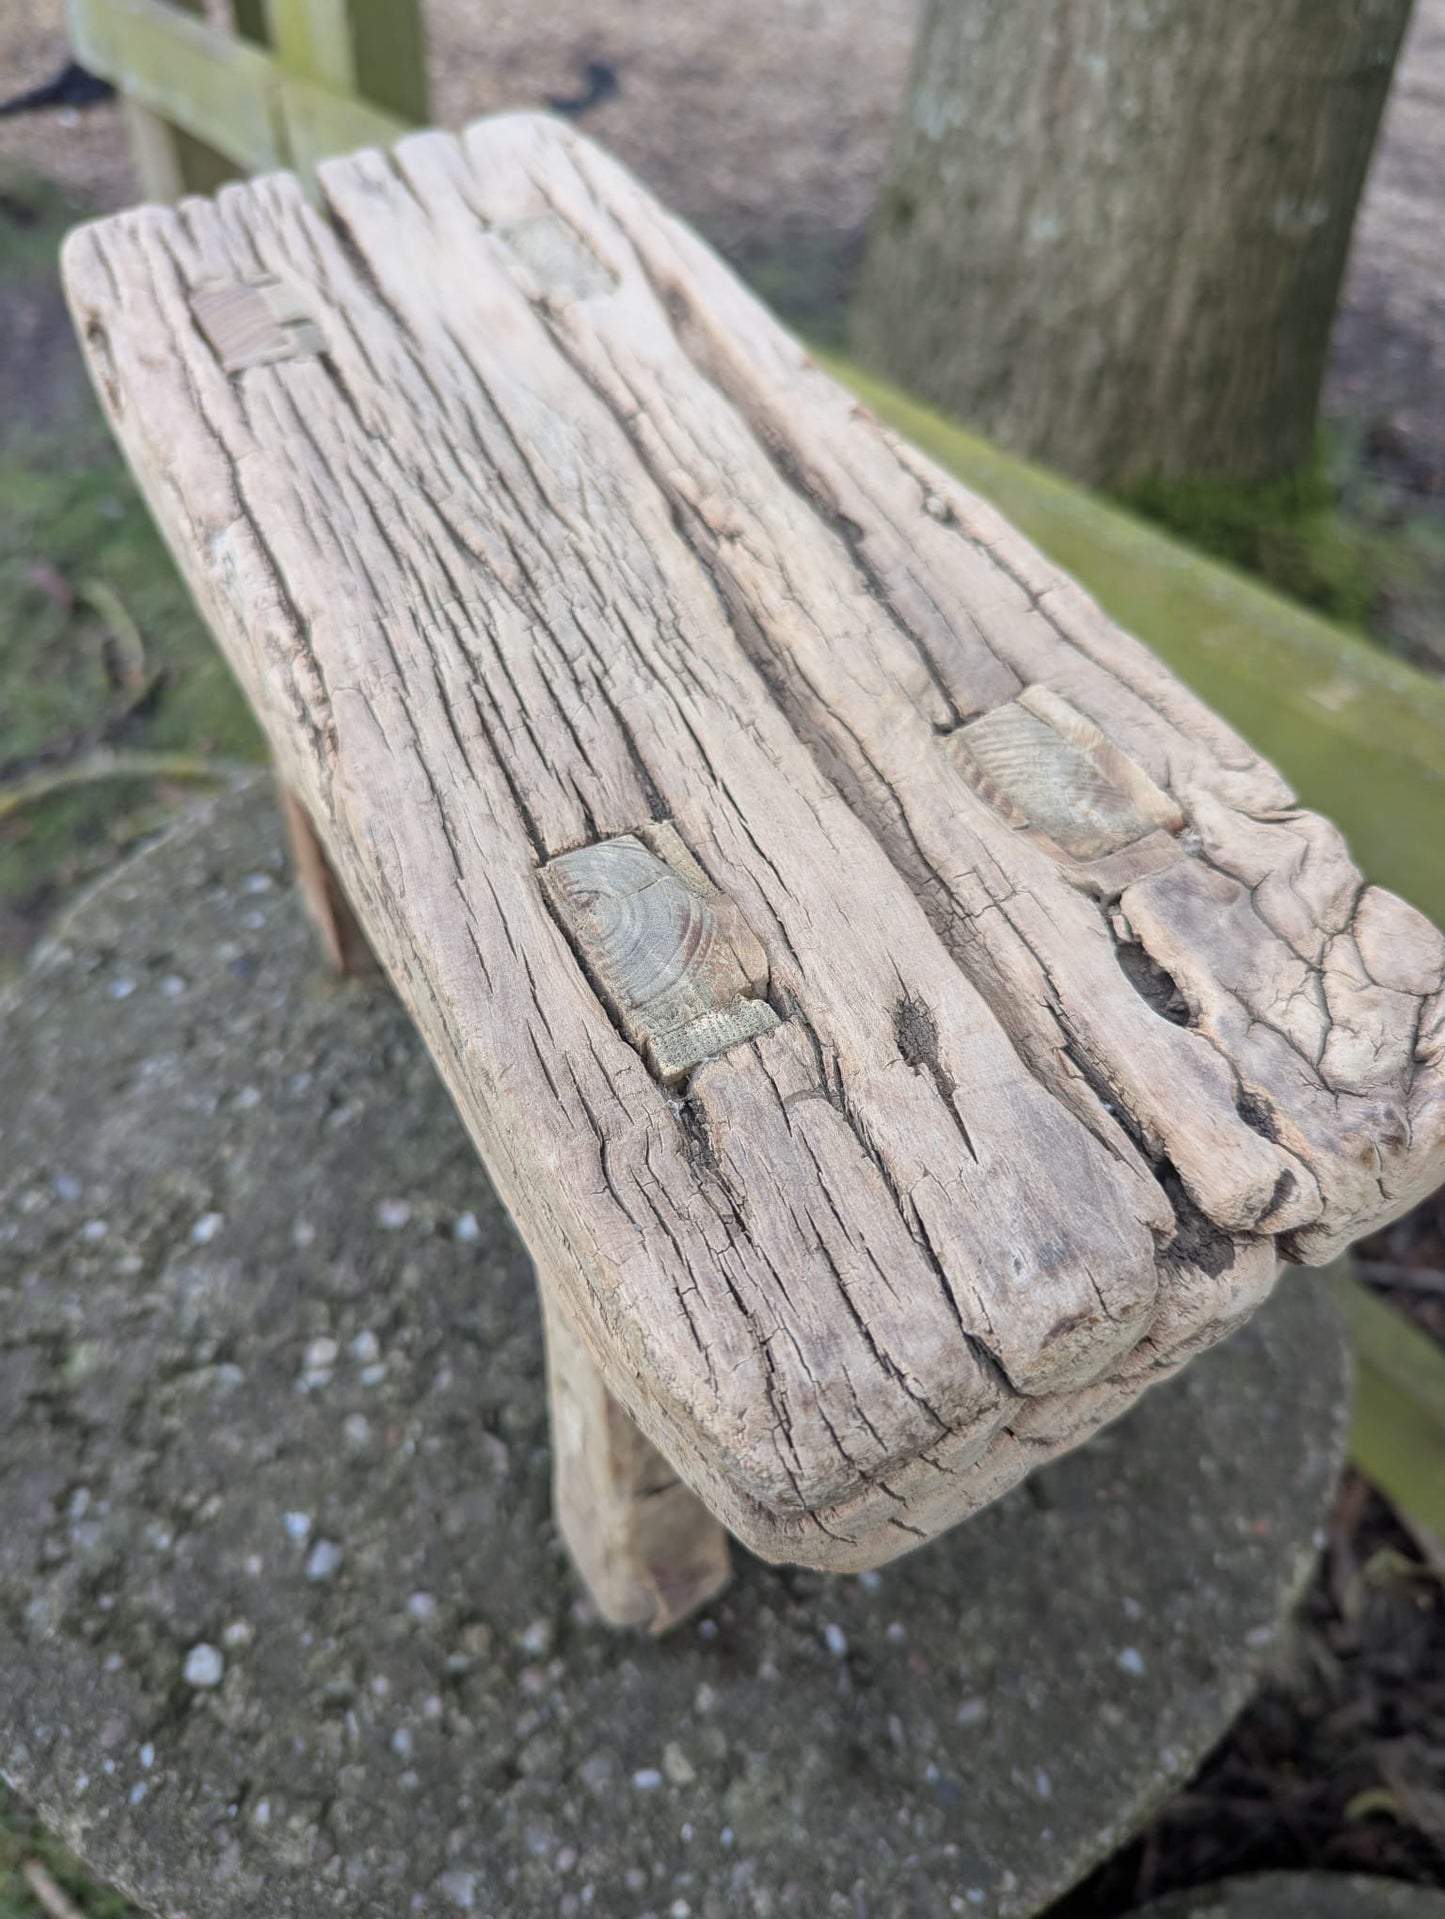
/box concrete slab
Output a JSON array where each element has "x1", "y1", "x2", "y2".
[{"x1": 0, "y1": 782, "x2": 1353, "y2": 1919}]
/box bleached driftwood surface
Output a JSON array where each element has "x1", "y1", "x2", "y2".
[{"x1": 63, "y1": 115, "x2": 1445, "y2": 1574}]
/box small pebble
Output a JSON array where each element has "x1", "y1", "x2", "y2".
[
  {"x1": 80, "y1": 1219, "x2": 108, "y2": 1242},
  {"x1": 822, "y1": 1622, "x2": 848, "y2": 1659},
  {"x1": 305, "y1": 1336, "x2": 340, "y2": 1370},
  {"x1": 407, "y1": 1591, "x2": 438, "y2": 1624},
  {"x1": 662, "y1": 1742, "x2": 695, "y2": 1786},
  {"x1": 284, "y1": 1512, "x2": 312, "y2": 1542},
  {"x1": 1117, "y1": 1647, "x2": 1146, "y2": 1677},
  {"x1": 519, "y1": 1619, "x2": 553, "y2": 1658},
  {"x1": 306, "y1": 1539, "x2": 344, "y2": 1581},
  {"x1": 376, "y1": 1198, "x2": 412, "y2": 1231},
  {"x1": 350, "y1": 1329, "x2": 381, "y2": 1365},
  {"x1": 454, "y1": 1211, "x2": 481, "y2": 1242},
  {"x1": 632, "y1": 1768, "x2": 663, "y2": 1791},
  {"x1": 183, "y1": 1643, "x2": 225, "y2": 1689},
  {"x1": 53, "y1": 1175, "x2": 82, "y2": 1203},
  {"x1": 106, "y1": 977, "x2": 137, "y2": 1001},
  {"x1": 436, "y1": 1870, "x2": 477, "y2": 1911},
  {"x1": 190, "y1": 1212, "x2": 223, "y2": 1245}
]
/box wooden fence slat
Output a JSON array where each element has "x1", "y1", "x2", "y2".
[
  {"x1": 263, "y1": 0, "x2": 356, "y2": 92},
  {"x1": 340, "y1": 0, "x2": 427, "y2": 124},
  {"x1": 231, "y1": 0, "x2": 272, "y2": 46},
  {"x1": 282, "y1": 68, "x2": 412, "y2": 178},
  {"x1": 111, "y1": 0, "x2": 247, "y2": 198},
  {"x1": 263, "y1": 0, "x2": 427, "y2": 127},
  {"x1": 68, "y1": 0, "x2": 421, "y2": 197},
  {"x1": 118, "y1": 94, "x2": 232, "y2": 200},
  {"x1": 68, "y1": 0, "x2": 285, "y2": 177}
]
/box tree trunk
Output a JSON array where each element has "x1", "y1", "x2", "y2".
[{"x1": 852, "y1": 0, "x2": 1414, "y2": 487}]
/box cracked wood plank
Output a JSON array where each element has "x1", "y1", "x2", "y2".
[
  {"x1": 60, "y1": 115, "x2": 1443, "y2": 1572},
  {"x1": 443, "y1": 114, "x2": 1444, "y2": 1266}
]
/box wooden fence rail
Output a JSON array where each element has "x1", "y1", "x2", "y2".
[{"x1": 66, "y1": 0, "x2": 426, "y2": 200}]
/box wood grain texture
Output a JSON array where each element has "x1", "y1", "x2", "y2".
[{"x1": 61, "y1": 114, "x2": 1445, "y2": 1570}]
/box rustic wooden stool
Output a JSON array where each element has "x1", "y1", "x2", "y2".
[{"x1": 62, "y1": 113, "x2": 1445, "y2": 1633}]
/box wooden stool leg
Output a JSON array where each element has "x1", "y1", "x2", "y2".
[
  {"x1": 539, "y1": 1285, "x2": 732, "y2": 1633},
  {"x1": 277, "y1": 782, "x2": 377, "y2": 976}
]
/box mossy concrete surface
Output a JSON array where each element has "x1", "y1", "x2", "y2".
[
  {"x1": 0, "y1": 783, "x2": 1353, "y2": 1919},
  {"x1": 1135, "y1": 1871, "x2": 1445, "y2": 1917},
  {"x1": 831, "y1": 361, "x2": 1445, "y2": 928}
]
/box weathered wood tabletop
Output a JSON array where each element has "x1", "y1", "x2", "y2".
[{"x1": 61, "y1": 114, "x2": 1445, "y2": 1607}]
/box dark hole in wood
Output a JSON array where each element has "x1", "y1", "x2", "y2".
[
  {"x1": 1237, "y1": 1088, "x2": 1281, "y2": 1143},
  {"x1": 85, "y1": 321, "x2": 122, "y2": 416},
  {"x1": 1115, "y1": 940, "x2": 1190, "y2": 1026}
]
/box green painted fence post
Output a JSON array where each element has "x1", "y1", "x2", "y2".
[
  {"x1": 98, "y1": 0, "x2": 427, "y2": 206},
  {"x1": 263, "y1": 0, "x2": 426, "y2": 122},
  {"x1": 121, "y1": 0, "x2": 241, "y2": 202}
]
